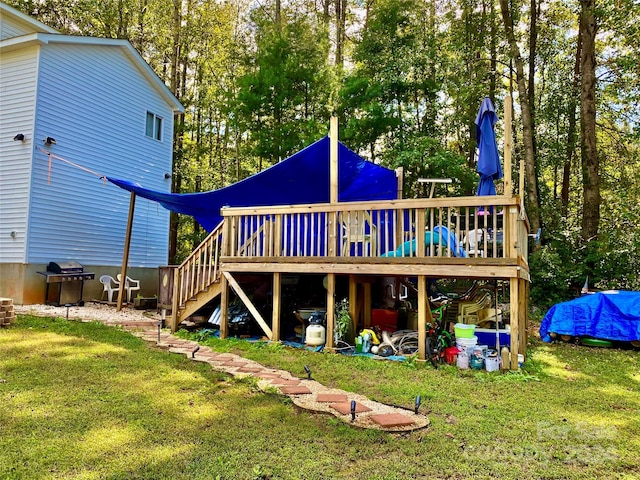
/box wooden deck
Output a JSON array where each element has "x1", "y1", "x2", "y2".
[{"x1": 169, "y1": 194, "x2": 530, "y2": 369}]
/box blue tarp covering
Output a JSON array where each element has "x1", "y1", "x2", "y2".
[
  {"x1": 539, "y1": 291, "x2": 640, "y2": 342},
  {"x1": 107, "y1": 137, "x2": 398, "y2": 232},
  {"x1": 381, "y1": 226, "x2": 467, "y2": 258}
]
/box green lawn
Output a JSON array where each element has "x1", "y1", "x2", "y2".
[{"x1": 1, "y1": 315, "x2": 639, "y2": 480}]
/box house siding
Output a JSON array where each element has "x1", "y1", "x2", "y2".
[
  {"x1": 27, "y1": 43, "x2": 173, "y2": 267},
  {"x1": 0, "y1": 45, "x2": 39, "y2": 263}
]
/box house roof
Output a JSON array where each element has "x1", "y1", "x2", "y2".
[
  {"x1": 0, "y1": 2, "x2": 58, "y2": 34},
  {"x1": 0, "y1": 3, "x2": 183, "y2": 113}
]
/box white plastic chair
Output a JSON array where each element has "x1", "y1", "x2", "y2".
[
  {"x1": 117, "y1": 274, "x2": 141, "y2": 303},
  {"x1": 341, "y1": 211, "x2": 376, "y2": 256},
  {"x1": 464, "y1": 229, "x2": 485, "y2": 257},
  {"x1": 99, "y1": 275, "x2": 120, "y2": 303}
]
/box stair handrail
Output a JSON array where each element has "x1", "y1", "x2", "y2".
[{"x1": 175, "y1": 220, "x2": 225, "y2": 308}]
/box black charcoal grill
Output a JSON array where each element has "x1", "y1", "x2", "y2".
[{"x1": 37, "y1": 261, "x2": 95, "y2": 306}]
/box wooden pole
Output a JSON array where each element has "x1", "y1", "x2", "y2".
[
  {"x1": 219, "y1": 273, "x2": 228, "y2": 339},
  {"x1": 117, "y1": 192, "x2": 135, "y2": 311},
  {"x1": 272, "y1": 272, "x2": 281, "y2": 342},
  {"x1": 325, "y1": 273, "x2": 336, "y2": 350},
  {"x1": 503, "y1": 95, "x2": 513, "y2": 195},
  {"x1": 330, "y1": 116, "x2": 338, "y2": 204},
  {"x1": 509, "y1": 277, "x2": 520, "y2": 370}
]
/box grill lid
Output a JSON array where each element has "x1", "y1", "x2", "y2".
[{"x1": 47, "y1": 261, "x2": 84, "y2": 274}]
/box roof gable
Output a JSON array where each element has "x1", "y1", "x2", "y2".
[{"x1": 0, "y1": 2, "x2": 58, "y2": 39}]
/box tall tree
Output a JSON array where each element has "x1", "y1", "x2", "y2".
[
  {"x1": 579, "y1": 0, "x2": 599, "y2": 241},
  {"x1": 499, "y1": 0, "x2": 542, "y2": 237}
]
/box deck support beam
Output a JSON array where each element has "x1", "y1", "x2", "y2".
[
  {"x1": 223, "y1": 272, "x2": 272, "y2": 340},
  {"x1": 325, "y1": 273, "x2": 336, "y2": 349},
  {"x1": 509, "y1": 278, "x2": 520, "y2": 369},
  {"x1": 271, "y1": 272, "x2": 281, "y2": 342},
  {"x1": 219, "y1": 272, "x2": 229, "y2": 339}
]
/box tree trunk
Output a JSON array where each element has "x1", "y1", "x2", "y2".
[
  {"x1": 561, "y1": 31, "x2": 582, "y2": 217},
  {"x1": 528, "y1": 0, "x2": 538, "y2": 159},
  {"x1": 499, "y1": 0, "x2": 541, "y2": 239},
  {"x1": 580, "y1": 0, "x2": 599, "y2": 241}
]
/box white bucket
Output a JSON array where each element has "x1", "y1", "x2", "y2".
[
  {"x1": 457, "y1": 352, "x2": 469, "y2": 369},
  {"x1": 456, "y1": 335, "x2": 478, "y2": 354},
  {"x1": 305, "y1": 324, "x2": 326, "y2": 346},
  {"x1": 485, "y1": 352, "x2": 500, "y2": 372}
]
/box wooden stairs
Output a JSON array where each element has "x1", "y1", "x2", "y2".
[{"x1": 169, "y1": 222, "x2": 224, "y2": 331}]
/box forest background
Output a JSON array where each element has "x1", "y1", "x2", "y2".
[{"x1": 9, "y1": 0, "x2": 640, "y2": 310}]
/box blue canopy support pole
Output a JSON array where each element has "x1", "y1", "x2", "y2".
[
  {"x1": 117, "y1": 192, "x2": 135, "y2": 312},
  {"x1": 330, "y1": 117, "x2": 338, "y2": 204},
  {"x1": 504, "y1": 95, "x2": 513, "y2": 196},
  {"x1": 328, "y1": 118, "x2": 339, "y2": 256}
]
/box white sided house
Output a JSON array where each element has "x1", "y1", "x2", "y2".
[{"x1": 0, "y1": 2, "x2": 184, "y2": 305}]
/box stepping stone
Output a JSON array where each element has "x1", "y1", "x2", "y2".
[
  {"x1": 270, "y1": 378, "x2": 300, "y2": 386},
  {"x1": 194, "y1": 351, "x2": 219, "y2": 358},
  {"x1": 330, "y1": 402, "x2": 372, "y2": 414},
  {"x1": 237, "y1": 366, "x2": 262, "y2": 373},
  {"x1": 254, "y1": 372, "x2": 282, "y2": 379},
  {"x1": 220, "y1": 361, "x2": 248, "y2": 367},
  {"x1": 280, "y1": 386, "x2": 312, "y2": 395},
  {"x1": 210, "y1": 356, "x2": 234, "y2": 362},
  {"x1": 316, "y1": 393, "x2": 348, "y2": 403},
  {"x1": 369, "y1": 413, "x2": 416, "y2": 427}
]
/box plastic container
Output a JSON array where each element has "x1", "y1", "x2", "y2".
[
  {"x1": 473, "y1": 345, "x2": 488, "y2": 359},
  {"x1": 305, "y1": 324, "x2": 326, "y2": 346},
  {"x1": 470, "y1": 354, "x2": 484, "y2": 370},
  {"x1": 454, "y1": 323, "x2": 476, "y2": 339},
  {"x1": 456, "y1": 335, "x2": 478, "y2": 354},
  {"x1": 485, "y1": 350, "x2": 500, "y2": 371},
  {"x1": 474, "y1": 328, "x2": 511, "y2": 349},
  {"x1": 444, "y1": 346, "x2": 461, "y2": 365},
  {"x1": 457, "y1": 352, "x2": 469, "y2": 369}
]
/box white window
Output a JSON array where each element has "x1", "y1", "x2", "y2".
[{"x1": 145, "y1": 111, "x2": 162, "y2": 141}]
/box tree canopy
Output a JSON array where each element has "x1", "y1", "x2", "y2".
[{"x1": 10, "y1": 0, "x2": 640, "y2": 305}]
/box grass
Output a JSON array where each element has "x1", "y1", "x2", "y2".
[{"x1": 1, "y1": 316, "x2": 639, "y2": 479}]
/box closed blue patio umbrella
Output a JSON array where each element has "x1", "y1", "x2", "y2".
[{"x1": 475, "y1": 97, "x2": 503, "y2": 197}]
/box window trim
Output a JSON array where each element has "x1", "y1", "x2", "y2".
[{"x1": 145, "y1": 111, "x2": 163, "y2": 141}]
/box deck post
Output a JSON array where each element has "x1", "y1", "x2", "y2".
[
  {"x1": 363, "y1": 282, "x2": 372, "y2": 329},
  {"x1": 272, "y1": 272, "x2": 281, "y2": 342},
  {"x1": 509, "y1": 277, "x2": 520, "y2": 369},
  {"x1": 417, "y1": 275, "x2": 429, "y2": 361},
  {"x1": 325, "y1": 273, "x2": 336, "y2": 350},
  {"x1": 170, "y1": 266, "x2": 180, "y2": 332},
  {"x1": 219, "y1": 272, "x2": 229, "y2": 339},
  {"x1": 503, "y1": 95, "x2": 513, "y2": 196},
  {"x1": 519, "y1": 278, "x2": 528, "y2": 356},
  {"x1": 330, "y1": 117, "x2": 338, "y2": 204},
  {"x1": 349, "y1": 275, "x2": 358, "y2": 333}
]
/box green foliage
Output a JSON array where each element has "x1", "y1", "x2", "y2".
[
  {"x1": 235, "y1": 7, "x2": 332, "y2": 167},
  {"x1": 7, "y1": 0, "x2": 640, "y2": 294}
]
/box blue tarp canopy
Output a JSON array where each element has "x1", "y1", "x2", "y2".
[
  {"x1": 107, "y1": 137, "x2": 398, "y2": 232},
  {"x1": 539, "y1": 291, "x2": 640, "y2": 342}
]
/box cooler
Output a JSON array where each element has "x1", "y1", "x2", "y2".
[{"x1": 474, "y1": 328, "x2": 511, "y2": 349}]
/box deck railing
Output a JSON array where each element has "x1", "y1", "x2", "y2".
[
  {"x1": 221, "y1": 196, "x2": 529, "y2": 262},
  {"x1": 174, "y1": 221, "x2": 224, "y2": 307}
]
